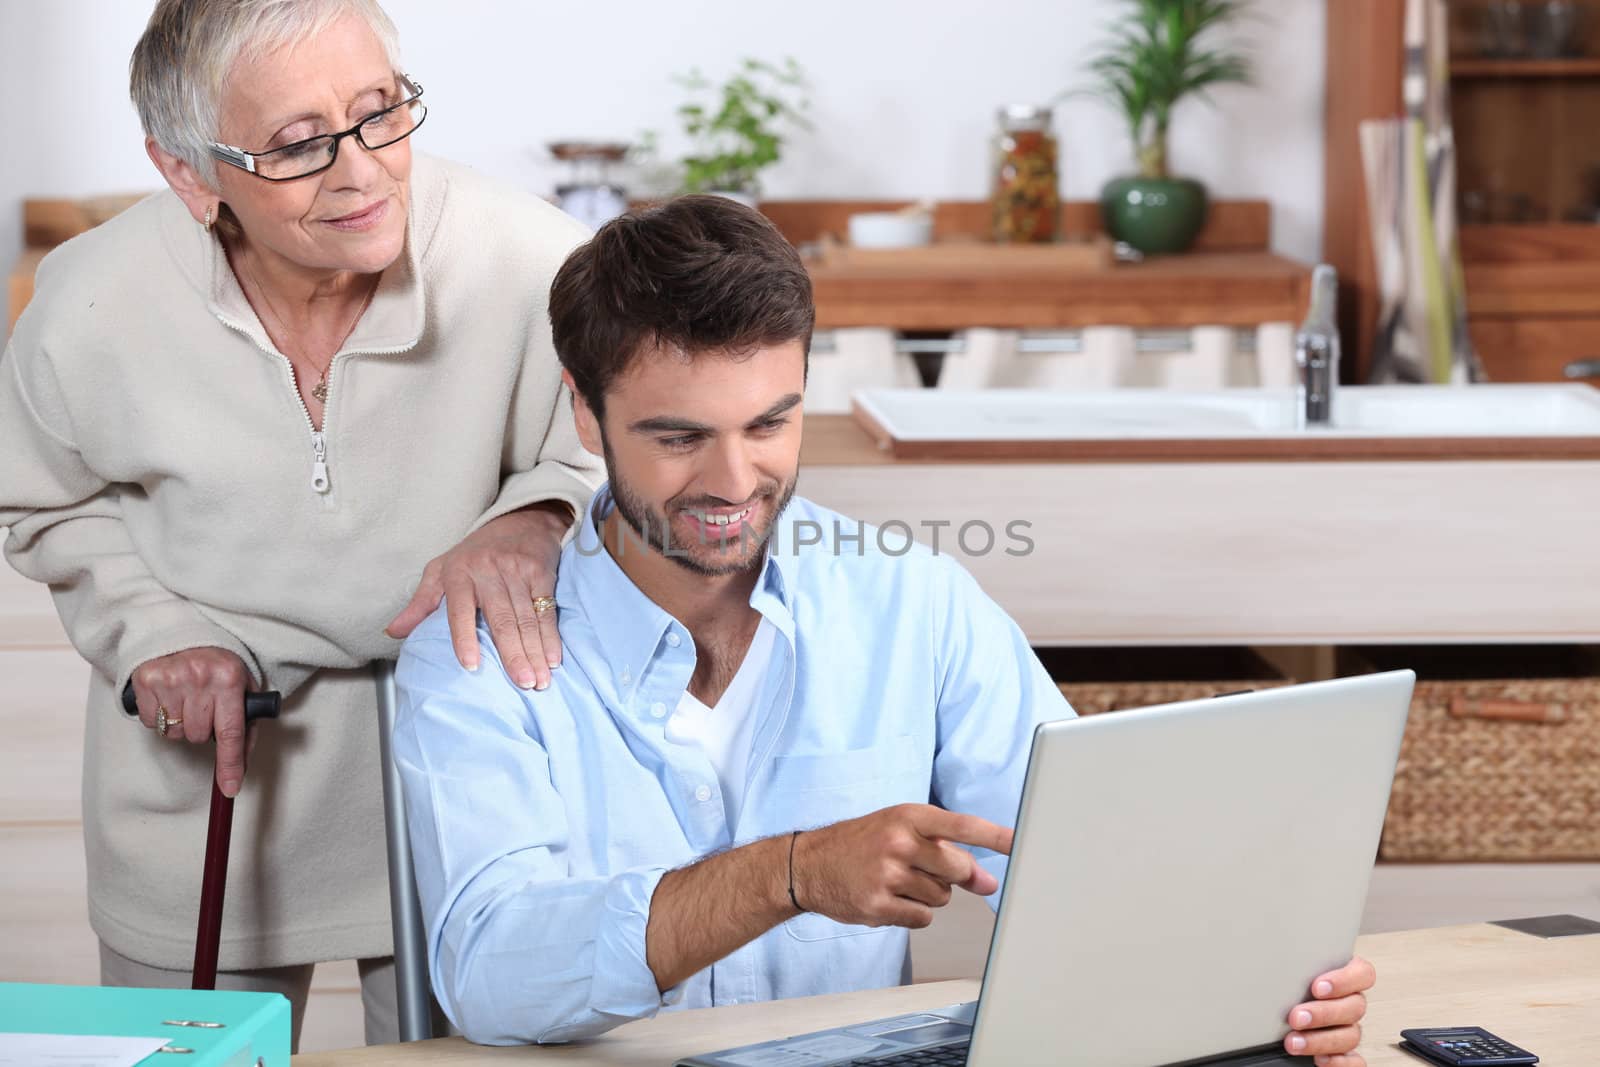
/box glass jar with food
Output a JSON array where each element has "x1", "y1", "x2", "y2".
[{"x1": 990, "y1": 105, "x2": 1060, "y2": 243}]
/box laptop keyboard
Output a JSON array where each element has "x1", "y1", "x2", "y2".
[{"x1": 852, "y1": 1040, "x2": 970, "y2": 1067}]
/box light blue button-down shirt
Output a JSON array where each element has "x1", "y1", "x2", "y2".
[{"x1": 395, "y1": 488, "x2": 1075, "y2": 1044}]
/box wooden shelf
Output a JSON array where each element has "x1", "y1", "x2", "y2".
[
  {"x1": 759, "y1": 200, "x2": 1274, "y2": 253},
  {"x1": 757, "y1": 199, "x2": 1306, "y2": 333},
  {"x1": 804, "y1": 250, "x2": 1310, "y2": 332},
  {"x1": 1451, "y1": 57, "x2": 1600, "y2": 78}
]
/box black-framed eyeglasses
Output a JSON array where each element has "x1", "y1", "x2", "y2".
[{"x1": 208, "y1": 74, "x2": 426, "y2": 182}]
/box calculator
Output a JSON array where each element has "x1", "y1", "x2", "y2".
[{"x1": 1400, "y1": 1027, "x2": 1539, "y2": 1066}]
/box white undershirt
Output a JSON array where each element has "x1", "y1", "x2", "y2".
[{"x1": 663, "y1": 618, "x2": 777, "y2": 831}]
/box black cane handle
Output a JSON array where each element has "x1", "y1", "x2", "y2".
[{"x1": 120, "y1": 682, "x2": 281, "y2": 721}]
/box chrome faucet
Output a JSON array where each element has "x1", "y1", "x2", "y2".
[{"x1": 1295, "y1": 265, "x2": 1341, "y2": 428}]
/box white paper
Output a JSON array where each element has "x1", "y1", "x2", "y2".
[{"x1": 0, "y1": 1032, "x2": 172, "y2": 1067}]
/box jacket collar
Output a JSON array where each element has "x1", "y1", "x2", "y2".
[{"x1": 158, "y1": 154, "x2": 446, "y2": 358}]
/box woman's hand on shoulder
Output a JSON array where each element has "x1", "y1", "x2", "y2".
[
  {"x1": 131, "y1": 647, "x2": 254, "y2": 797},
  {"x1": 386, "y1": 503, "x2": 572, "y2": 690}
]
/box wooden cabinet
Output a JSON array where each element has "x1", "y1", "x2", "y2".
[
  {"x1": 1325, "y1": 0, "x2": 1600, "y2": 383},
  {"x1": 1470, "y1": 316, "x2": 1600, "y2": 380}
]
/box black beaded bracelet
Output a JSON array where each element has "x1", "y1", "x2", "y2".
[{"x1": 787, "y1": 830, "x2": 805, "y2": 913}]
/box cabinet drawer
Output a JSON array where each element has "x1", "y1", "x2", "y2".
[{"x1": 1470, "y1": 317, "x2": 1600, "y2": 382}]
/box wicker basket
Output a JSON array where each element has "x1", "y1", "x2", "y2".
[
  {"x1": 1044, "y1": 647, "x2": 1293, "y2": 717},
  {"x1": 1056, "y1": 678, "x2": 1292, "y2": 716},
  {"x1": 1350, "y1": 647, "x2": 1600, "y2": 862}
]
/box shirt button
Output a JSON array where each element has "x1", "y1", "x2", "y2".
[
  {"x1": 650, "y1": 702, "x2": 667, "y2": 719},
  {"x1": 694, "y1": 784, "x2": 713, "y2": 803},
  {"x1": 618, "y1": 668, "x2": 632, "y2": 688},
  {"x1": 665, "y1": 631, "x2": 682, "y2": 648}
]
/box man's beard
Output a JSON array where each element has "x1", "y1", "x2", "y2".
[{"x1": 602, "y1": 436, "x2": 798, "y2": 577}]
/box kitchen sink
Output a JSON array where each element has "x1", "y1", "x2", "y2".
[
  {"x1": 851, "y1": 384, "x2": 1600, "y2": 442},
  {"x1": 1336, "y1": 385, "x2": 1600, "y2": 436}
]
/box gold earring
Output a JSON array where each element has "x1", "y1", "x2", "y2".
[{"x1": 202, "y1": 205, "x2": 214, "y2": 232}]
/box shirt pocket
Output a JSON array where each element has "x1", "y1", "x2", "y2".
[
  {"x1": 766, "y1": 734, "x2": 927, "y2": 822},
  {"x1": 767, "y1": 736, "x2": 928, "y2": 943}
]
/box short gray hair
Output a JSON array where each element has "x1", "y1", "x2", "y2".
[{"x1": 130, "y1": 0, "x2": 403, "y2": 184}]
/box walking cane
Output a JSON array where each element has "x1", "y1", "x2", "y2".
[{"x1": 122, "y1": 684, "x2": 281, "y2": 989}]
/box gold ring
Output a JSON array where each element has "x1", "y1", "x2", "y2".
[
  {"x1": 531, "y1": 596, "x2": 558, "y2": 616},
  {"x1": 155, "y1": 706, "x2": 183, "y2": 737}
]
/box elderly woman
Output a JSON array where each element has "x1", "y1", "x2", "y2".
[{"x1": 0, "y1": 0, "x2": 600, "y2": 1047}]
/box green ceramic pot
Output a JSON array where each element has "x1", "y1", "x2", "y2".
[{"x1": 1100, "y1": 176, "x2": 1209, "y2": 255}]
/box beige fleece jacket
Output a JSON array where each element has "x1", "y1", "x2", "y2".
[{"x1": 0, "y1": 154, "x2": 603, "y2": 970}]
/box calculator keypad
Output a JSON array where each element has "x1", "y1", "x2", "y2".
[{"x1": 1402, "y1": 1026, "x2": 1537, "y2": 1065}]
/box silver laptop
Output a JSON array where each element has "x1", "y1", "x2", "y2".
[{"x1": 678, "y1": 670, "x2": 1414, "y2": 1067}]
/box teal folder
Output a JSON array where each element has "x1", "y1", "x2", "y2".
[{"x1": 0, "y1": 982, "x2": 290, "y2": 1066}]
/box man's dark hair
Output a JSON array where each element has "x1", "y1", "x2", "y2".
[{"x1": 549, "y1": 195, "x2": 815, "y2": 418}]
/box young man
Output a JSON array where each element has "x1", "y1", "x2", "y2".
[{"x1": 394, "y1": 197, "x2": 1375, "y2": 1061}]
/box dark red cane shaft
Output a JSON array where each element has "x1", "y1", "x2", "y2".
[{"x1": 191, "y1": 779, "x2": 235, "y2": 990}]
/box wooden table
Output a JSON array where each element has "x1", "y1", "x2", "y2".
[{"x1": 295, "y1": 922, "x2": 1599, "y2": 1065}]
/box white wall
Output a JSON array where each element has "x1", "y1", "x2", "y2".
[{"x1": 0, "y1": 0, "x2": 1326, "y2": 325}]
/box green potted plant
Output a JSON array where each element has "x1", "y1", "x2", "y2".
[
  {"x1": 674, "y1": 57, "x2": 809, "y2": 205},
  {"x1": 1085, "y1": 0, "x2": 1253, "y2": 254}
]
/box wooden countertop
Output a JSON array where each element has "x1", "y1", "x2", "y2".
[
  {"x1": 294, "y1": 922, "x2": 1600, "y2": 1065},
  {"x1": 799, "y1": 412, "x2": 1600, "y2": 464}
]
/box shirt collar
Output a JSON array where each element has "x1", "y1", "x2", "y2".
[
  {"x1": 560, "y1": 485, "x2": 797, "y2": 689},
  {"x1": 763, "y1": 505, "x2": 801, "y2": 609},
  {"x1": 199, "y1": 186, "x2": 428, "y2": 361}
]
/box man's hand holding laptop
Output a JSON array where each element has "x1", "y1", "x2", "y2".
[{"x1": 1286, "y1": 954, "x2": 1376, "y2": 1066}]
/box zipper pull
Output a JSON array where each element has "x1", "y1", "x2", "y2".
[{"x1": 310, "y1": 431, "x2": 330, "y2": 494}]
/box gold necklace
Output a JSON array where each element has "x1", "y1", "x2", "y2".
[{"x1": 237, "y1": 258, "x2": 374, "y2": 404}]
